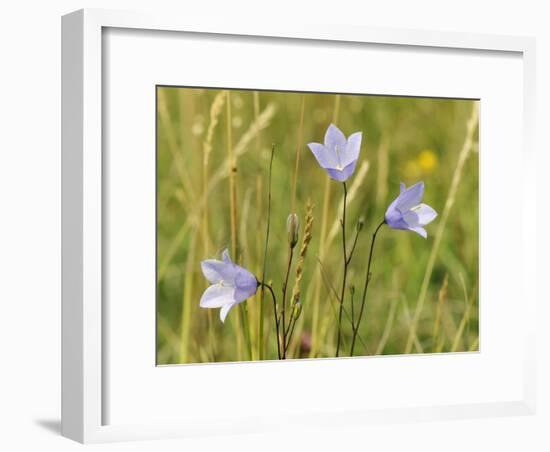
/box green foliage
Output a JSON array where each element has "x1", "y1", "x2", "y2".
[{"x1": 156, "y1": 87, "x2": 479, "y2": 364}]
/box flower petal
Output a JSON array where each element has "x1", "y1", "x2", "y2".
[
  {"x1": 412, "y1": 203, "x2": 437, "y2": 226},
  {"x1": 200, "y1": 259, "x2": 237, "y2": 284},
  {"x1": 234, "y1": 270, "x2": 258, "y2": 302},
  {"x1": 385, "y1": 209, "x2": 409, "y2": 230},
  {"x1": 400, "y1": 182, "x2": 406, "y2": 194},
  {"x1": 221, "y1": 248, "x2": 232, "y2": 264},
  {"x1": 326, "y1": 160, "x2": 357, "y2": 182},
  {"x1": 395, "y1": 181, "x2": 424, "y2": 212},
  {"x1": 340, "y1": 160, "x2": 358, "y2": 180},
  {"x1": 341, "y1": 132, "x2": 362, "y2": 167},
  {"x1": 326, "y1": 167, "x2": 347, "y2": 182},
  {"x1": 402, "y1": 209, "x2": 420, "y2": 228},
  {"x1": 220, "y1": 301, "x2": 237, "y2": 323},
  {"x1": 308, "y1": 142, "x2": 338, "y2": 169},
  {"x1": 409, "y1": 226, "x2": 428, "y2": 239},
  {"x1": 200, "y1": 284, "x2": 235, "y2": 308},
  {"x1": 324, "y1": 124, "x2": 347, "y2": 154}
]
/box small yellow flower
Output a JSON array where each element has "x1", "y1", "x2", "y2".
[{"x1": 417, "y1": 149, "x2": 438, "y2": 172}]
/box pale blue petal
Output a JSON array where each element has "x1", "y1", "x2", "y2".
[
  {"x1": 403, "y1": 204, "x2": 437, "y2": 229},
  {"x1": 201, "y1": 259, "x2": 237, "y2": 284},
  {"x1": 234, "y1": 269, "x2": 258, "y2": 302},
  {"x1": 308, "y1": 142, "x2": 338, "y2": 169},
  {"x1": 222, "y1": 248, "x2": 232, "y2": 264},
  {"x1": 402, "y1": 210, "x2": 420, "y2": 228},
  {"x1": 324, "y1": 124, "x2": 347, "y2": 153},
  {"x1": 342, "y1": 132, "x2": 362, "y2": 167},
  {"x1": 385, "y1": 183, "x2": 407, "y2": 219},
  {"x1": 341, "y1": 160, "x2": 358, "y2": 180},
  {"x1": 385, "y1": 200, "x2": 399, "y2": 220},
  {"x1": 326, "y1": 167, "x2": 347, "y2": 182},
  {"x1": 220, "y1": 302, "x2": 237, "y2": 323},
  {"x1": 326, "y1": 160, "x2": 357, "y2": 182},
  {"x1": 413, "y1": 203, "x2": 437, "y2": 226},
  {"x1": 385, "y1": 200, "x2": 400, "y2": 222},
  {"x1": 200, "y1": 284, "x2": 235, "y2": 308},
  {"x1": 385, "y1": 209, "x2": 409, "y2": 230},
  {"x1": 395, "y1": 181, "x2": 424, "y2": 212},
  {"x1": 409, "y1": 226, "x2": 428, "y2": 238}
]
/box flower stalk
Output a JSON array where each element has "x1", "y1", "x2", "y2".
[
  {"x1": 281, "y1": 246, "x2": 295, "y2": 359},
  {"x1": 335, "y1": 182, "x2": 348, "y2": 357},
  {"x1": 260, "y1": 145, "x2": 279, "y2": 358},
  {"x1": 350, "y1": 220, "x2": 385, "y2": 356}
]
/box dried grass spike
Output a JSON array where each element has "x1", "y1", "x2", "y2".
[{"x1": 291, "y1": 201, "x2": 315, "y2": 304}]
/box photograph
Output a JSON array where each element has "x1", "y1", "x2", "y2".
[{"x1": 156, "y1": 86, "x2": 479, "y2": 364}]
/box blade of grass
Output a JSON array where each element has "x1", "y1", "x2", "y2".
[
  {"x1": 401, "y1": 294, "x2": 423, "y2": 354},
  {"x1": 157, "y1": 315, "x2": 180, "y2": 364},
  {"x1": 202, "y1": 91, "x2": 225, "y2": 361},
  {"x1": 239, "y1": 188, "x2": 255, "y2": 359},
  {"x1": 291, "y1": 94, "x2": 306, "y2": 213},
  {"x1": 157, "y1": 89, "x2": 196, "y2": 200},
  {"x1": 157, "y1": 103, "x2": 277, "y2": 280},
  {"x1": 226, "y1": 90, "x2": 238, "y2": 257},
  {"x1": 310, "y1": 94, "x2": 341, "y2": 357},
  {"x1": 252, "y1": 91, "x2": 266, "y2": 360},
  {"x1": 405, "y1": 102, "x2": 479, "y2": 353},
  {"x1": 226, "y1": 90, "x2": 252, "y2": 361},
  {"x1": 432, "y1": 273, "x2": 449, "y2": 351},
  {"x1": 451, "y1": 273, "x2": 477, "y2": 352},
  {"x1": 375, "y1": 135, "x2": 389, "y2": 207},
  {"x1": 179, "y1": 230, "x2": 198, "y2": 363},
  {"x1": 375, "y1": 294, "x2": 399, "y2": 355}
]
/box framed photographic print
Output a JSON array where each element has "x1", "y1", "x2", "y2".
[
  {"x1": 156, "y1": 86, "x2": 477, "y2": 365},
  {"x1": 62, "y1": 8, "x2": 537, "y2": 443}
]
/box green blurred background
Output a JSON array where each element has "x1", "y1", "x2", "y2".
[{"x1": 156, "y1": 87, "x2": 479, "y2": 364}]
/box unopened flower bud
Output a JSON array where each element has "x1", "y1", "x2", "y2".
[
  {"x1": 357, "y1": 216, "x2": 365, "y2": 231},
  {"x1": 349, "y1": 284, "x2": 355, "y2": 297},
  {"x1": 287, "y1": 213, "x2": 300, "y2": 249}
]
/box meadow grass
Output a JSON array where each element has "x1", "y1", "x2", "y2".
[{"x1": 156, "y1": 87, "x2": 479, "y2": 364}]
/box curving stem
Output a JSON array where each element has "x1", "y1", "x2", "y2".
[{"x1": 350, "y1": 220, "x2": 385, "y2": 356}]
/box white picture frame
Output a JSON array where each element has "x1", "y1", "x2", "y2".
[{"x1": 62, "y1": 8, "x2": 537, "y2": 443}]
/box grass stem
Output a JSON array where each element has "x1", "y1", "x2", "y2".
[
  {"x1": 404, "y1": 102, "x2": 479, "y2": 354},
  {"x1": 310, "y1": 94, "x2": 340, "y2": 357},
  {"x1": 291, "y1": 95, "x2": 306, "y2": 213}
]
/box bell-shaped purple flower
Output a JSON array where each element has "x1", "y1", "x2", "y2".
[
  {"x1": 200, "y1": 249, "x2": 258, "y2": 322},
  {"x1": 385, "y1": 182, "x2": 437, "y2": 238},
  {"x1": 307, "y1": 124, "x2": 362, "y2": 182}
]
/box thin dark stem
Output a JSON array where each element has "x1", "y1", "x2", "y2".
[
  {"x1": 350, "y1": 287, "x2": 355, "y2": 327},
  {"x1": 260, "y1": 145, "x2": 277, "y2": 358},
  {"x1": 317, "y1": 256, "x2": 369, "y2": 352},
  {"x1": 285, "y1": 315, "x2": 299, "y2": 352},
  {"x1": 281, "y1": 248, "x2": 294, "y2": 359},
  {"x1": 259, "y1": 281, "x2": 280, "y2": 359},
  {"x1": 316, "y1": 257, "x2": 345, "y2": 312},
  {"x1": 350, "y1": 220, "x2": 385, "y2": 357},
  {"x1": 284, "y1": 303, "x2": 295, "y2": 338},
  {"x1": 346, "y1": 226, "x2": 362, "y2": 266},
  {"x1": 335, "y1": 182, "x2": 348, "y2": 357}
]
